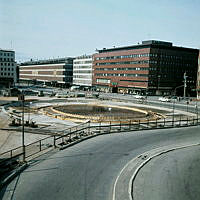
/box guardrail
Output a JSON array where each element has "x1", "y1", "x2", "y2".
[
  {"x1": 1, "y1": 116, "x2": 199, "y2": 163},
  {"x1": 99, "y1": 95, "x2": 199, "y2": 115}
]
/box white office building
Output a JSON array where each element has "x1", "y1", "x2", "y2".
[
  {"x1": 73, "y1": 55, "x2": 93, "y2": 87},
  {"x1": 0, "y1": 49, "x2": 17, "y2": 88}
]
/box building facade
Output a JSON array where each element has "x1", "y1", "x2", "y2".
[
  {"x1": 73, "y1": 55, "x2": 93, "y2": 88},
  {"x1": 20, "y1": 58, "x2": 74, "y2": 87},
  {"x1": 197, "y1": 51, "x2": 200, "y2": 99},
  {"x1": 0, "y1": 49, "x2": 17, "y2": 88},
  {"x1": 93, "y1": 40, "x2": 199, "y2": 96}
]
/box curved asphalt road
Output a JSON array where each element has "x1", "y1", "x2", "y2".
[
  {"x1": 133, "y1": 145, "x2": 200, "y2": 200},
  {"x1": 1, "y1": 126, "x2": 200, "y2": 200}
]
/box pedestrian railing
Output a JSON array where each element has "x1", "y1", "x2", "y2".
[{"x1": 0, "y1": 117, "x2": 200, "y2": 162}]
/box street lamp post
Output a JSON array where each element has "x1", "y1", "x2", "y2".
[
  {"x1": 172, "y1": 99, "x2": 175, "y2": 126},
  {"x1": 18, "y1": 94, "x2": 25, "y2": 162},
  {"x1": 157, "y1": 75, "x2": 161, "y2": 95},
  {"x1": 183, "y1": 72, "x2": 187, "y2": 99},
  {"x1": 196, "y1": 101, "x2": 198, "y2": 122},
  {"x1": 186, "y1": 101, "x2": 189, "y2": 112},
  {"x1": 28, "y1": 101, "x2": 32, "y2": 123}
]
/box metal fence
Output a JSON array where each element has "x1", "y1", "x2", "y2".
[{"x1": 0, "y1": 116, "x2": 200, "y2": 163}]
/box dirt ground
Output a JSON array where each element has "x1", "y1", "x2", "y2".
[{"x1": 0, "y1": 110, "x2": 12, "y2": 153}]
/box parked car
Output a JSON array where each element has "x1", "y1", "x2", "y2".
[
  {"x1": 55, "y1": 92, "x2": 68, "y2": 98},
  {"x1": 158, "y1": 97, "x2": 171, "y2": 102}
]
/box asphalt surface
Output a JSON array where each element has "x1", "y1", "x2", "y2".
[
  {"x1": 1, "y1": 126, "x2": 200, "y2": 200},
  {"x1": 100, "y1": 93, "x2": 200, "y2": 114},
  {"x1": 133, "y1": 145, "x2": 200, "y2": 200}
]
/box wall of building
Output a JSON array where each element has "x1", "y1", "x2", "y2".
[
  {"x1": 0, "y1": 49, "x2": 17, "y2": 88},
  {"x1": 73, "y1": 55, "x2": 93, "y2": 87},
  {"x1": 149, "y1": 47, "x2": 198, "y2": 96},
  {"x1": 93, "y1": 41, "x2": 199, "y2": 96},
  {"x1": 93, "y1": 48, "x2": 150, "y2": 94},
  {"x1": 19, "y1": 58, "x2": 73, "y2": 86}
]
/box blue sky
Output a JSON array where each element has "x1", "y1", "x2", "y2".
[{"x1": 0, "y1": 0, "x2": 200, "y2": 62}]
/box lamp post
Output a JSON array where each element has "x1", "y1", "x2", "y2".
[
  {"x1": 28, "y1": 101, "x2": 32, "y2": 123},
  {"x1": 18, "y1": 93, "x2": 25, "y2": 162},
  {"x1": 183, "y1": 72, "x2": 187, "y2": 99},
  {"x1": 196, "y1": 101, "x2": 198, "y2": 121},
  {"x1": 157, "y1": 75, "x2": 161, "y2": 95},
  {"x1": 186, "y1": 100, "x2": 189, "y2": 112},
  {"x1": 172, "y1": 99, "x2": 175, "y2": 126}
]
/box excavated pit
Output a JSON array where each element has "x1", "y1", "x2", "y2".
[{"x1": 52, "y1": 104, "x2": 156, "y2": 122}]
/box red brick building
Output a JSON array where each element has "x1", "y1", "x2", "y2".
[
  {"x1": 93, "y1": 40, "x2": 199, "y2": 96},
  {"x1": 20, "y1": 58, "x2": 73, "y2": 87}
]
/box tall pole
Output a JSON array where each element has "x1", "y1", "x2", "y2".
[
  {"x1": 157, "y1": 75, "x2": 161, "y2": 95},
  {"x1": 22, "y1": 96, "x2": 25, "y2": 162},
  {"x1": 183, "y1": 72, "x2": 187, "y2": 99},
  {"x1": 172, "y1": 99, "x2": 175, "y2": 126},
  {"x1": 19, "y1": 94, "x2": 25, "y2": 162}
]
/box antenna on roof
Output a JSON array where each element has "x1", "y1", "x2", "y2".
[{"x1": 10, "y1": 41, "x2": 13, "y2": 49}]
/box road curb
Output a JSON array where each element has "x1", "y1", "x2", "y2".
[
  {"x1": 0, "y1": 162, "x2": 28, "y2": 189},
  {"x1": 59, "y1": 126, "x2": 199, "y2": 151},
  {"x1": 59, "y1": 132, "x2": 108, "y2": 150},
  {"x1": 129, "y1": 143, "x2": 200, "y2": 200}
]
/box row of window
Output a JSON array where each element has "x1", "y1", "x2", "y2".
[
  {"x1": 0, "y1": 52, "x2": 14, "y2": 57},
  {"x1": 95, "y1": 53, "x2": 195, "y2": 61},
  {"x1": 95, "y1": 73, "x2": 148, "y2": 77},
  {"x1": 0, "y1": 58, "x2": 14, "y2": 62},
  {"x1": 73, "y1": 60, "x2": 92, "y2": 64},
  {"x1": 96, "y1": 60, "x2": 150, "y2": 66},
  {"x1": 96, "y1": 78, "x2": 148, "y2": 84},
  {"x1": 159, "y1": 54, "x2": 195, "y2": 60},
  {"x1": 0, "y1": 67, "x2": 15, "y2": 71},
  {"x1": 73, "y1": 75, "x2": 92, "y2": 79},
  {"x1": 0, "y1": 72, "x2": 14, "y2": 76},
  {"x1": 120, "y1": 80, "x2": 148, "y2": 83},
  {"x1": 95, "y1": 53, "x2": 155, "y2": 60},
  {"x1": 73, "y1": 80, "x2": 92, "y2": 85},
  {"x1": 1, "y1": 63, "x2": 15, "y2": 66},
  {"x1": 73, "y1": 65, "x2": 92, "y2": 69},
  {"x1": 96, "y1": 60, "x2": 195, "y2": 67},
  {"x1": 95, "y1": 67, "x2": 148, "y2": 71},
  {"x1": 160, "y1": 61, "x2": 194, "y2": 66},
  {"x1": 73, "y1": 70, "x2": 92, "y2": 74}
]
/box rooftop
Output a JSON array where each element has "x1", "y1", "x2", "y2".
[
  {"x1": 75, "y1": 55, "x2": 92, "y2": 59},
  {"x1": 20, "y1": 57, "x2": 74, "y2": 66},
  {"x1": 97, "y1": 40, "x2": 198, "y2": 53},
  {"x1": 0, "y1": 49, "x2": 15, "y2": 52}
]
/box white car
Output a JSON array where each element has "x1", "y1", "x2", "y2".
[
  {"x1": 55, "y1": 92, "x2": 68, "y2": 98},
  {"x1": 134, "y1": 95, "x2": 145, "y2": 99},
  {"x1": 158, "y1": 97, "x2": 171, "y2": 102}
]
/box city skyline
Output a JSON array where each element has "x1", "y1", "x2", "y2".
[{"x1": 0, "y1": 0, "x2": 200, "y2": 62}]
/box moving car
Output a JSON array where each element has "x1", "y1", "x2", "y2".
[
  {"x1": 134, "y1": 95, "x2": 145, "y2": 99},
  {"x1": 158, "y1": 97, "x2": 171, "y2": 102}
]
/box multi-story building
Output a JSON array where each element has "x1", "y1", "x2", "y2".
[
  {"x1": 73, "y1": 55, "x2": 93, "y2": 88},
  {"x1": 0, "y1": 49, "x2": 17, "y2": 88},
  {"x1": 19, "y1": 57, "x2": 74, "y2": 87},
  {"x1": 93, "y1": 40, "x2": 199, "y2": 96},
  {"x1": 197, "y1": 51, "x2": 200, "y2": 99}
]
